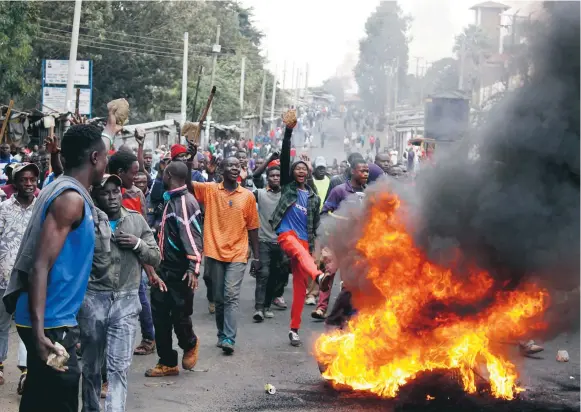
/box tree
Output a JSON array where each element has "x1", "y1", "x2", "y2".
[
  {"x1": 355, "y1": 1, "x2": 410, "y2": 114},
  {"x1": 453, "y1": 25, "x2": 492, "y2": 93},
  {"x1": 12, "y1": 1, "x2": 269, "y2": 124},
  {"x1": 0, "y1": 2, "x2": 39, "y2": 104},
  {"x1": 321, "y1": 76, "x2": 346, "y2": 104},
  {"x1": 424, "y1": 57, "x2": 460, "y2": 95}
]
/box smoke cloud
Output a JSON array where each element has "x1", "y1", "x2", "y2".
[
  {"x1": 322, "y1": 1, "x2": 579, "y2": 340},
  {"x1": 413, "y1": 1, "x2": 580, "y2": 338}
]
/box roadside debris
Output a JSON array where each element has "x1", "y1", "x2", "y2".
[
  {"x1": 265, "y1": 384, "x2": 276, "y2": 394},
  {"x1": 556, "y1": 350, "x2": 570, "y2": 362}
]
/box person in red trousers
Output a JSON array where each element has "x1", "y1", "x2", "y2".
[{"x1": 269, "y1": 111, "x2": 331, "y2": 347}]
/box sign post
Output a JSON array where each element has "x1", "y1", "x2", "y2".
[{"x1": 42, "y1": 59, "x2": 93, "y2": 116}]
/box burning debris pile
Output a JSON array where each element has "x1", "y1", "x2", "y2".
[
  {"x1": 314, "y1": 0, "x2": 579, "y2": 402},
  {"x1": 315, "y1": 192, "x2": 548, "y2": 400}
]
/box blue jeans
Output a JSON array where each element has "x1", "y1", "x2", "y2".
[
  {"x1": 206, "y1": 259, "x2": 246, "y2": 344},
  {"x1": 138, "y1": 272, "x2": 155, "y2": 341},
  {"x1": 0, "y1": 289, "x2": 27, "y2": 369},
  {"x1": 78, "y1": 290, "x2": 141, "y2": 412}
]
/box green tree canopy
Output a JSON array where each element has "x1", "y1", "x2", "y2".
[
  {"x1": 0, "y1": 1, "x2": 271, "y2": 124},
  {"x1": 355, "y1": 1, "x2": 410, "y2": 114}
]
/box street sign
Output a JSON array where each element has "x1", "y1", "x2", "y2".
[
  {"x1": 44, "y1": 60, "x2": 91, "y2": 86},
  {"x1": 41, "y1": 59, "x2": 93, "y2": 116},
  {"x1": 42, "y1": 87, "x2": 92, "y2": 115}
]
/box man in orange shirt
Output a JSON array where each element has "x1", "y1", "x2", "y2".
[{"x1": 192, "y1": 156, "x2": 260, "y2": 355}]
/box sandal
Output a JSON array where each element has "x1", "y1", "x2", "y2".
[{"x1": 134, "y1": 339, "x2": 156, "y2": 355}]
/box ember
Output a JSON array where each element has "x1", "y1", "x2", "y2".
[{"x1": 314, "y1": 191, "x2": 548, "y2": 400}]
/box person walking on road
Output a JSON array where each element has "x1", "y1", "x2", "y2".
[
  {"x1": 80, "y1": 174, "x2": 161, "y2": 411},
  {"x1": 0, "y1": 163, "x2": 40, "y2": 394},
  {"x1": 305, "y1": 156, "x2": 331, "y2": 306},
  {"x1": 251, "y1": 158, "x2": 287, "y2": 322},
  {"x1": 146, "y1": 161, "x2": 203, "y2": 377},
  {"x1": 191, "y1": 148, "x2": 260, "y2": 355},
  {"x1": 312, "y1": 158, "x2": 369, "y2": 320},
  {"x1": 3, "y1": 122, "x2": 113, "y2": 412}
]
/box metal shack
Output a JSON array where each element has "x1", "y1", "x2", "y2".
[{"x1": 424, "y1": 90, "x2": 470, "y2": 142}]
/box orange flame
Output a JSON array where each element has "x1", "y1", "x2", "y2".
[{"x1": 314, "y1": 192, "x2": 548, "y2": 400}]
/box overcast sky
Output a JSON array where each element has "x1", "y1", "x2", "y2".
[{"x1": 242, "y1": 0, "x2": 531, "y2": 87}]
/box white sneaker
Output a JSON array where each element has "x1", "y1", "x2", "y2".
[
  {"x1": 253, "y1": 310, "x2": 265, "y2": 322},
  {"x1": 305, "y1": 295, "x2": 317, "y2": 306},
  {"x1": 264, "y1": 309, "x2": 275, "y2": 318},
  {"x1": 289, "y1": 330, "x2": 301, "y2": 347}
]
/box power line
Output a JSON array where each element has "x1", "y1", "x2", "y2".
[
  {"x1": 38, "y1": 18, "x2": 237, "y2": 54},
  {"x1": 39, "y1": 25, "x2": 185, "y2": 54},
  {"x1": 38, "y1": 32, "x2": 222, "y2": 60},
  {"x1": 38, "y1": 17, "x2": 183, "y2": 46},
  {"x1": 36, "y1": 35, "x2": 180, "y2": 59}
]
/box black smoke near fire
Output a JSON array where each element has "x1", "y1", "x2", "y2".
[
  {"x1": 412, "y1": 1, "x2": 579, "y2": 338},
  {"x1": 320, "y1": 2, "x2": 579, "y2": 340}
]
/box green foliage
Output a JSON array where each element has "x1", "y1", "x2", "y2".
[
  {"x1": 425, "y1": 57, "x2": 460, "y2": 94},
  {"x1": 0, "y1": 1, "x2": 269, "y2": 124},
  {"x1": 355, "y1": 1, "x2": 410, "y2": 114},
  {"x1": 453, "y1": 24, "x2": 492, "y2": 93},
  {"x1": 0, "y1": 1, "x2": 39, "y2": 104}
]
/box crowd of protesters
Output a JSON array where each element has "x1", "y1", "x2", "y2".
[{"x1": 0, "y1": 102, "x2": 544, "y2": 412}]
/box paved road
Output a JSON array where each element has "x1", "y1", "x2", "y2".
[{"x1": 1, "y1": 120, "x2": 579, "y2": 411}]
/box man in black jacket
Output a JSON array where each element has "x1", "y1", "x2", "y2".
[{"x1": 145, "y1": 161, "x2": 203, "y2": 378}]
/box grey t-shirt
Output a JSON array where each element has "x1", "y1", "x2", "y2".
[{"x1": 255, "y1": 188, "x2": 281, "y2": 243}]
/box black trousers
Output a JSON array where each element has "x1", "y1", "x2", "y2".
[
  {"x1": 324, "y1": 289, "x2": 353, "y2": 328},
  {"x1": 151, "y1": 269, "x2": 197, "y2": 367},
  {"x1": 256, "y1": 242, "x2": 288, "y2": 310},
  {"x1": 18, "y1": 326, "x2": 81, "y2": 412},
  {"x1": 203, "y1": 256, "x2": 213, "y2": 303}
]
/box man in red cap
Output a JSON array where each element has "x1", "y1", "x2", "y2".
[{"x1": 170, "y1": 144, "x2": 205, "y2": 183}]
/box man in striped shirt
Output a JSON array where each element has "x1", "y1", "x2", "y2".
[{"x1": 145, "y1": 161, "x2": 203, "y2": 377}]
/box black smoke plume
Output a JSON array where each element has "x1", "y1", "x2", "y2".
[{"x1": 413, "y1": 1, "x2": 580, "y2": 338}]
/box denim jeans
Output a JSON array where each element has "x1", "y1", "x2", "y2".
[
  {"x1": 0, "y1": 289, "x2": 26, "y2": 367},
  {"x1": 78, "y1": 289, "x2": 141, "y2": 412},
  {"x1": 206, "y1": 258, "x2": 246, "y2": 343},
  {"x1": 138, "y1": 272, "x2": 155, "y2": 341},
  {"x1": 255, "y1": 242, "x2": 287, "y2": 310}
]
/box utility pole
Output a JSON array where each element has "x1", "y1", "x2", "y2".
[
  {"x1": 290, "y1": 62, "x2": 295, "y2": 107},
  {"x1": 282, "y1": 60, "x2": 287, "y2": 90},
  {"x1": 458, "y1": 40, "x2": 466, "y2": 90},
  {"x1": 191, "y1": 65, "x2": 203, "y2": 121},
  {"x1": 294, "y1": 69, "x2": 300, "y2": 109},
  {"x1": 412, "y1": 56, "x2": 422, "y2": 107},
  {"x1": 270, "y1": 66, "x2": 277, "y2": 131},
  {"x1": 205, "y1": 24, "x2": 221, "y2": 147},
  {"x1": 258, "y1": 68, "x2": 267, "y2": 134},
  {"x1": 65, "y1": 0, "x2": 82, "y2": 113},
  {"x1": 239, "y1": 56, "x2": 246, "y2": 127},
  {"x1": 180, "y1": 32, "x2": 189, "y2": 127},
  {"x1": 304, "y1": 63, "x2": 309, "y2": 100}
]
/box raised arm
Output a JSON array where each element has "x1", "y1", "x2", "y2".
[
  {"x1": 135, "y1": 127, "x2": 146, "y2": 172},
  {"x1": 253, "y1": 151, "x2": 279, "y2": 179},
  {"x1": 44, "y1": 135, "x2": 63, "y2": 178},
  {"x1": 280, "y1": 127, "x2": 293, "y2": 186}
]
